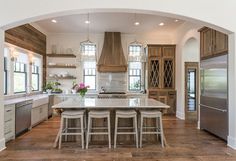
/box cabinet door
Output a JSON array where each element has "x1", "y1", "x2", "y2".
[
  {"x1": 31, "y1": 107, "x2": 40, "y2": 126},
  {"x1": 148, "y1": 46, "x2": 162, "y2": 57},
  {"x1": 213, "y1": 30, "x2": 228, "y2": 55},
  {"x1": 148, "y1": 58, "x2": 161, "y2": 88},
  {"x1": 162, "y1": 46, "x2": 175, "y2": 58},
  {"x1": 163, "y1": 58, "x2": 175, "y2": 89},
  {"x1": 201, "y1": 28, "x2": 213, "y2": 58},
  {"x1": 40, "y1": 105, "x2": 48, "y2": 120}
]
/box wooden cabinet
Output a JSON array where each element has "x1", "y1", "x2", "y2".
[
  {"x1": 199, "y1": 27, "x2": 228, "y2": 59},
  {"x1": 147, "y1": 45, "x2": 176, "y2": 114},
  {"x1": 148, "y1": 45, "x2": 175, "y2": 89},
  {"x1": 4, "y1": 104, "x2": 15, "y2": 142}
]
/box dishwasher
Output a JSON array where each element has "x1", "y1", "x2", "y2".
[{"x1": 15, "y1": 100, "x2": 33, "y2": 137}]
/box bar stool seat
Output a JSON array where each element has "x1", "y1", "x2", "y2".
[
  {"x1": 59, "y1": 110, "x2": 85, "y2": 149},
  {"x1": 139, "y1": 110, "x2": 164, "y2": 148},
  {"x1": 114, "y1": 109, "x2": 138, "y2": 148},
  {"x1": 116, "y1": 109, "x2": 137, "y2": 116},
  {"x1": 86, "y1": 110, "x2": 111, "y2": 149}
]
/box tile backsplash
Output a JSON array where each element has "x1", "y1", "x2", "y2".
[{"x1": 97, "y1": 73, "x2": 127, "y2": 92}]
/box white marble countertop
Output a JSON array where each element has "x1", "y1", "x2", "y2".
[
  {"x1": 4, "y1": 94, "x2": 49, "y2": 105},
  {"x1": 52, "y1": 98, "x2": 169, "y2": 109}
]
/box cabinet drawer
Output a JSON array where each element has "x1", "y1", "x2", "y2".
[
  {"x1": 4, "y1": 119, "x2": 14, "y2": 134},
  {"x1": 4, "y1": 105, "x2": 15, "y2": 121}
]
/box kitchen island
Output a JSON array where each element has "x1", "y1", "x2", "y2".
[{"x1": 52, "y1": 97, "x2": 169, "y2": 148}]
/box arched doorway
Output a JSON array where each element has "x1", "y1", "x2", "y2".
[
  {"x1": 182, "y1": 38, "x2": 199, "y2": 122},
  {"x1": 0, "y1": 2, "x2": 236, "y2": 150}
]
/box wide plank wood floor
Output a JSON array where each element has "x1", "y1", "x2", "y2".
[{"x1": 0, "y1": 116, "x2": 236, "y2": 161}]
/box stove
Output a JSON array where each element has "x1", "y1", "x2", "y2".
[{"x1": 97, "y1": 92, "x2": 127, "y2": 98}]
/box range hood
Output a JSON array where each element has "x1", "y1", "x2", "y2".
[{"x1": 97, "y1": 32, "x2": 127, "y2": 72}]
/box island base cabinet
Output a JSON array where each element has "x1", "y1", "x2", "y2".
[
  {"x1": 31, "y1": 104, "x2": 48, "y2": 127},
  {"x1": 149, "y1": 89, "x2": 176, "y2": 115},
  {"x1": 4, "y1": 104, "x2": 15, "y2": 142}
]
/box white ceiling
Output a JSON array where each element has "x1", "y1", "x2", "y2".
[{"x1": 34, "y1": 12, "x2": 185, "y2": 34}]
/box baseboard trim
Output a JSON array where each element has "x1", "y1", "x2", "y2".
[
  {"x1": 228, "y1": 136, "x2": 236, "y2": 149},
  {"x1": 0, "y1": 137, "x2": 6, "y2": 152},
  {"x1": 176, "y1": 111, "x2": 185, "y2": 120}
]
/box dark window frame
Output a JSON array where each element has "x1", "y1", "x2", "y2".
[
  {"x1": 4, "y1": 57, "x2": 7, "y2": 95},
  {"x1": 128, "y1": 67, "x2": 142, "y2": 91},
  {"x1": 14, "y1": 62, "x2": 27, "y2": 93},
  {"x1": 83, "y1": 67, "x2": 96, "y2": 90},
  {"x1": 128, "y1": 44, "x2": 142, "y2": 91},
  {"x1": 32, "y1": 65, "x2": 39, "y2": 91}
]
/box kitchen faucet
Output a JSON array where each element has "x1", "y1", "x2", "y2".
[{"x1": 25, "y1": 86, "x2": 35, "y2": 97}]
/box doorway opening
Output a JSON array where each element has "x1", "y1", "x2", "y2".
[{"x1": 185, "y1": 62, "x2": 199, "y2": 122}]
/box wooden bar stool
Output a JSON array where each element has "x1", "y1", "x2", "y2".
[
  {"x1": 86, "y1": 110, "x2": 111, "y2": 149},
  {"x1": 114, "y1": 109, "x2": 138, "y2": 148},
  {"x1": 139, "y1": 110, "x2": 164, "y2": 148},
  {"x1": 58, "y1": 110, "x2": 85, "y2": 149}
]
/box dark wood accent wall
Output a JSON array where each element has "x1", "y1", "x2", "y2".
[{"x1": 5, "y1": 24, "x2": 47, "y2": 86}]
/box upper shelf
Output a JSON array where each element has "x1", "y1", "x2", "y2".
[{"x1": 46, "y1": 54, "x2": 76, "y2": 58}]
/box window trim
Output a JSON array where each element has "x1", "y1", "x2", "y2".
[
  {"x1": 14, "y1": 62, "x2": 27, "y2": 93},
  {"x1": 128, "y1": 44, "x2": 143, "y2": 92},
  {"x1": 4, "y1": 57, "x2": 7, "y2": 95},
  {"x1": 128, "y1": 67, "x2": 142, "y2": 91},
  {"x1": 32, "y1": 65, "x2": 40, "y2": 91},
  {"x1": 83, "y1": 67, "x2": 96, "y2": 90}
]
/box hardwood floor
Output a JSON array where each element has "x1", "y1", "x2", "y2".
[{"x1": 0, "y1": 116, "x2": 236, "y2": 161}]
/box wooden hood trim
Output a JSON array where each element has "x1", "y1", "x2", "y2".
[{"x1": 97, "y1": 32, "x2": 127, "y2": 72}]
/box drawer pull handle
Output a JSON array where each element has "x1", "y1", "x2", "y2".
[
  {"x1": 6, "y1": 109, "x2": 12, "y2": 112},
  {"x1": 4, "y1": 130, "x2": 12, "y2": 135},
  {"x1": 5, "y1": 119, "x2": 12, "y2": 123}
]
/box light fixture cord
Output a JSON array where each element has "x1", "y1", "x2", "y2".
[{"x1": 87, "y1": 13, "x2": 90, "y2": 41}]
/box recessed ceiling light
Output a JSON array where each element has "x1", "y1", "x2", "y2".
[
  {"x1": 134, "y1": 22, "x2": 140, "y2": 26},
  {"x1": 85, "y1": 20, "x2": 90, "y2": 24},
  {"x1": 159, "y1": 22, "x2": 164, "y2": 26},
  {"x1": 51, "y1": 19, "x2": 57, "y2": 23},
  {"x1": 175, "y1": 19, "x2": 179, "y2": 22}
]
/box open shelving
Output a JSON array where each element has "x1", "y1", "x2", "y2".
[{"x1": 46, "y1": 54, "x2": 76, "y2": 58}]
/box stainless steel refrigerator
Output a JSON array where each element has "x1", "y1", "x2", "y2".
[{"x1": 200, "y1": 55, "x2": 228, "y2": 140}]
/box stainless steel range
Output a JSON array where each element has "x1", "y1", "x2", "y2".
[{"x1": 97, "y1": 92, "x2": 127, "y2": 98}]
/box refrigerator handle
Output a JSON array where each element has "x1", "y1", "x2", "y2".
[{"x1": 199, "y1": 104, "x2": 227, "y2": 113}]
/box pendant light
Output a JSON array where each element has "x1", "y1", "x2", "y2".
[
  {"x1": 80, "y1": 13, "x2": 94, "y2": 46},
  {"x1": 130, "y1": 13, "x2": 143, "y2": 46}
]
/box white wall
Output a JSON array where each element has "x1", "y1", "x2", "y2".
[
  {"x1": 47, "y1": 32, "x2": 175, "y2": 91},
  {"x1": 175, "y1": 23, "x2": 201, "y2": 120}
]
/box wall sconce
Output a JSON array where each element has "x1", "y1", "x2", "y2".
[
  {"x1": 10, "y1": 50, "x2": 19, "y2": 62},
  {"x1": 29, "y1": 54, "x2": 35, "y2": 65}
]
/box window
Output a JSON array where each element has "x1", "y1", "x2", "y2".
[
  {"x1": 128, "y1": 62, "x2": 142, "y2": 91},
  {"x1": 4, "y1": 57, "x2": 7, "y2": 95},
  {"x1": 83, "y1": 61, "x2": 96, "y2": 90},
  {"x1": 14, "y1": 62, "x2": 27, "y2": 93},
  {"x1": 32, "y1": 65, "x2": 39, "y2": 91},
  {"x1": 81, "y1": 43, "x2": 96, "y2": 90},
  {"x1": 81, "y1": 43, "x2": 96, "y2": 56},
  {"x1": 128, "y1": 45, "x2": 142, "y2": 91}
]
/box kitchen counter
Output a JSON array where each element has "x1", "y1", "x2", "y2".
[
  {"x1": 4, "y1": 94, "x2": 49, "y2": 105},
  {"x1": 52, "y1": 97, "x2": 169, "y2": 109},
  {"x1": 4, "y1": 92, "x2": 148, "y2": 106}
]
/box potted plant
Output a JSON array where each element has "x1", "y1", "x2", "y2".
[
  {"x1": 43, "y1": 82, "x2": 53, "y2": 94},
  {"x1": 52, "y1": 81, "x2": 63, "y2": 93}
]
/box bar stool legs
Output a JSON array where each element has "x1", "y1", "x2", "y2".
[
  {"x1": 139, "y1": 110, "x2": 164, "y2": 148},
  {"x1": 114, "y1": 110, "x2": 138, "y2": 148},
  {"x1": 58, "y1": 110, "x2": 85, "y2": 149},
  {"x1": 86, "y1": 110, "x2": 111, "y2": 149}
]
